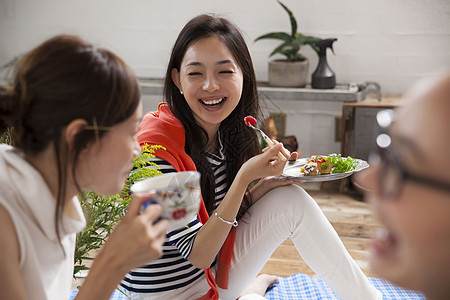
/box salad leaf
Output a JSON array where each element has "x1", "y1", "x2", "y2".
[{"x1": 330, "y1": 153, "x2": 358, "y2": 174}]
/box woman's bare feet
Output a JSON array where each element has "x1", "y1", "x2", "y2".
[{"x1": 238, "y1": 274, "x2": 279, "y2": 299}]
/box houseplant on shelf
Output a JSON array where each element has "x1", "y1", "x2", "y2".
[{"x1": 255, "y1": 0, "x2": 320, "y2": 87}]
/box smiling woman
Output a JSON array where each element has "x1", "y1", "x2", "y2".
[
  {"x1": 120, "y1": 14, "x2": 382, "y2": 300},
  {"x1": 171, "y1": 35, "x2": 244, "y2": 149}
]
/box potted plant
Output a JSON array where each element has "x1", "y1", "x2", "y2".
[{"x1": 255, "y1": 0, "x2": 320, "y2": 87}]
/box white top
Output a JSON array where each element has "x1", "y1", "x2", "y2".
[{"x1": 0, "y1": 144, "x2": 86, "y2": 300}]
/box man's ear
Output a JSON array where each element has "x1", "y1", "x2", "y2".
[
  {"x1": 65, "y1": 119, "x2": 88, "y2": 148},
  {"x1": 171, "y1": 68, "x2": 182, "y2": 91}
]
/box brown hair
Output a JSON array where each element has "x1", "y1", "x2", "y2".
[
  {"x1": 164, "y1": 14, "x2": 261, "y2": 219},
  {"x1": 0, "y1": 34, "x2": 140, "y2": 243}
]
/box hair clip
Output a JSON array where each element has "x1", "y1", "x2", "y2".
[{"x1": 84, "y1": 117, "x2": 112, "y2": 143}]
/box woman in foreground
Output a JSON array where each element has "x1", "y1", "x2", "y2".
[{"x1": 0, "y1": 35, "x2": 168, "y2": 299}]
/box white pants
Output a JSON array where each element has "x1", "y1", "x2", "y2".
[
  {"x1": 215, "y1": 185, "x2": 382, "y2": 300},
  {"x1": 125, "y1": 185, "x2": 382, "y2": 300}
]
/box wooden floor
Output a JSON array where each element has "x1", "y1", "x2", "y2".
[{"x1": 259, "y1": 186, "x2": 381, "y2": 278}]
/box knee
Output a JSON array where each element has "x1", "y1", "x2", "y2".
[
  {"x1": 264, "y1": 184, "x2": 317, "y2": 214},
  {"x1": 275, "y1": 184, "x2": 314, "y2": 204}
]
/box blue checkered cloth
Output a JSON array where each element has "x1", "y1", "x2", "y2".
[
  {"x1": 264, "y1": 273, "x2": 425, "y2": 299},
  {"x1": 69, "y1": 289, "x2": 127, "y2": 299},
  {"x1": 70, "y1": 273, "x2": 425, "y2": 299}
]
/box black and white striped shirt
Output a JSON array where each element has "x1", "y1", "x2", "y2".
[{"x1": 121, "y1": 145, "x2": 227, "y2": 293}]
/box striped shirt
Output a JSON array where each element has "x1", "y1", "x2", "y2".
[{"x1": 121, "y1": 142, "x2": 228, "y2": 293}]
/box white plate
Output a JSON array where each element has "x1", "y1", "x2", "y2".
[{"x1": 279, "y1": 158, "x2": 369, "y2": 182}]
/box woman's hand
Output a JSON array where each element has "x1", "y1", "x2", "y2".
[
  {"x1": 100, "y1": 194, "x2": 169, "y2": 272},
  {"x1": 240, "y1": 143, "x2": 289, "y2": 182},
  {"x1": 76, "y1": 194, "x2": 168, "y2": 300},
  {"x1": 189, "y1": 143, "x2": 291, "y2": 268},
  {"x1": 240, "y1": 141, "x2": 298, "y2": 182},
  {"x1": 245, "y1": 141, "x2": 300, "y2": 203},
  {"x1": 189, "y1": 143, "x2": 299, "y2": 268},
  {"x1": 248, "y1": 176, "x2": 297, "y2": 204},
  {"x1": 272, "y1": 139, "x2": 299, "y2": 161}
]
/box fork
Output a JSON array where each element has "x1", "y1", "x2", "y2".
[{"x1": 247, "y1": 123, "x2": 288, "y2": 161}]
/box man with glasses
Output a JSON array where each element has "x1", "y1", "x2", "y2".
[{"x1": 355, "y1": 71, "x2": 450, "y2": 300}]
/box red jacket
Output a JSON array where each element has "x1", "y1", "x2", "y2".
[{"x1": 137, "y1": 102, "x2": 235, "y2": 300}]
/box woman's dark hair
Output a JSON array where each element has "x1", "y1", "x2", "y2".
[
  {"x1": 164, "y1": 14, "x2": 261, "y2": 219},
  {"x1": 0, "y1": 34, "x2": 140, "y2": 244}
]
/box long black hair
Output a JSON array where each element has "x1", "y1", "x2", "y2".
[{"x1": 164, "y1": 14, "x2": 261, "y2": 219}]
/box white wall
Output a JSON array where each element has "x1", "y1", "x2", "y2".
[{"x1": 1, "y1": 0, "x2": 449, "y2": 94}]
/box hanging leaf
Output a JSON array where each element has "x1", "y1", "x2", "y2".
[{"x1": 255, "y1": 32, "x2": 292, "y2": 43}]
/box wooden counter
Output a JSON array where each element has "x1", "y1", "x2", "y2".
[{"x1": 340, "y1": 95, "x2": 404, "y2": 158}]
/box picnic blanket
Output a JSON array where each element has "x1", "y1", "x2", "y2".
[
  {"x1": 264, "y1": 272, "x2": 425, "y2": 299},
  {"x1": 70, "y1": 272, "x2": 425, "y2": 299}
]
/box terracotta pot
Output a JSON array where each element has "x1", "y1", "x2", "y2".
[{"x1": 268, "y1": 59, "x2": 309, "y2": 88}]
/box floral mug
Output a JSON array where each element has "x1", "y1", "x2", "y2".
[{"x1": 131, "y1": 171, "x2": 201, "y2": 231}]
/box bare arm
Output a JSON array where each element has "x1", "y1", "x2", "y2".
[
  {"x1": 187, "y1": 144, "x2": 288, "y2": 268},
  {"x1": 0, "y1": 204, "x2": 27, "y2": 300},
  {"x1": 75, "y1": 195, "x2": 168, "y2": 300}
]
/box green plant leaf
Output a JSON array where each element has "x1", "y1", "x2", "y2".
[
  {"x1": 309, "y1": 43, "x2": 320, "y2": 55},
  {"x1": 269, "y1": 42, "x2": 292, "y2": 61},
  {"x1": 270, "y1": 41, "x2": 306, "y2": 62},
  {"x1": 254, "y1": 32, "x2": 292, "y2": 43},
  {"x1": 293, "y1": 35, "x2": 320, "y2": 48},
  {"x1": 301, "y1": 36, "x2": 322, "y2": 45},
  {"x1": 277, "y1": 0, "x2": 297, "y2": 37},
  {"x1": 73, "y1": 265, "x2": 89, "y2": 277},
  {"x1": 0, "y1": 127, "x2": 12, "y2": 145},
  {"x1": 279, "y1": 46, "x2": 298, "y2": 61},
  {"x1": 292, "y1": 53, "x2": 307, "y2": 62},
  {"x1": 300, "y1": 36, "x2": 322, "y2": 54}
]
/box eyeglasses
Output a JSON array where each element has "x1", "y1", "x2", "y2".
[{"x1": 371, "y1": 109, "x2": 450, "y2": 199}]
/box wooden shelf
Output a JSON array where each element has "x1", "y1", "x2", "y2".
[{"x1": 340, "y1": 95, "x2": 404, "y2": 157}]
